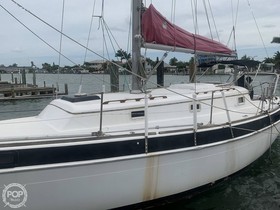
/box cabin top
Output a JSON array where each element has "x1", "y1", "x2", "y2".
[{"x1": 39, "y1": 83, "x2": 248, "y2": 115}]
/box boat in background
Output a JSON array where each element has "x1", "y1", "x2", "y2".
[{"x1": 0, "y1": 1, "x2": 280, "y2": 209}]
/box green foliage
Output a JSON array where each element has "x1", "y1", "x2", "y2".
[
  {"x1": 263, "y1": 57, "x2": 274, "y2": 63},
  {"x1": 115, "y1": 49, "x2": 131, "y2": 61},
  {"x1": 169, "y1": 57, "x2": 178, "y2": 66},
  {"x1": 274, "y1": 51, "x2": 280, "y2": 68},
  {"x1": 41, "y1": 62, "x2": 59, "y2": 73},
  {"x1": 146, "y1": 57, "x2": 156, "y2": 67},
  {"x1": 262, "y1": 51, "x2": 280, "y2": 68},
  {"x1": 176, "y1": 61, "x2": 188, "y2": 69},
  {"x1": 240, "y1": 55, "x2": 255, "y2": 60},
  {"x1": 8, "y1": 63, "x2": 18, "y2": 67}
]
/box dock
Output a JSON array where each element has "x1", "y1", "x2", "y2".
[{"x1": 0, "y1": 71, "x2": 68, "y2": 101}]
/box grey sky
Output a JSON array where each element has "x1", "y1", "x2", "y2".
[{"x1": 0, "y1": 0, "x2": 279, "y2": 67}]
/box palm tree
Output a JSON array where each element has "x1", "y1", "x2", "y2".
[
  {"x1": 274, "y1": 51, "x2": 280, "y2": 68},
  {"x1": 263, "y1": 51, "x2": 280, "y2": 69},
  {"x1": 115, "y1": 49, "x2": 131, "y2": 62},
  {"x1": 263, "y1": 57, "x2": 274, "y2": 63}
]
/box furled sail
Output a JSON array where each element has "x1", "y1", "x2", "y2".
[{"x1": 141, "y1": 4, "x2": 235, "y2": 56}]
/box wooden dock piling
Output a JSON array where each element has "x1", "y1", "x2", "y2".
[{"x1": 0, "y1": 73, "x2": 69, "y2": 100}]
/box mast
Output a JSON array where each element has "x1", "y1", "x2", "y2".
[{"x1": 131, "y1": 0, "x2": 142, "y2": 91}]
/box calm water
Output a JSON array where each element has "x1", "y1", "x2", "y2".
[{"x1": 0, "y1": 73, "x2": 280, "y2": 210}]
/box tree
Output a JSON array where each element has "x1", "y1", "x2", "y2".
[
  {"x1": 115, "y1": 49, "x2": 131, "y2": 61},
  {"x1": 52, "y1": 62, "x2": 59, "y2": 72},
  {"x1": 274, "y1": 51, "x2": 280, "y2": 68},
  {"x1": 240, "y1": 55, "x2": 255, "y2": 60},
  {"x1": 263, "y1": 57, "x2": 274, "y2": 63},
  {"x1": 177, "y1": 61, "x2": 188, "y2": 69},
  {"x1": 146, "y1": 57, "x2": 156, "y2": 67},
  {"x1": 42, "y1": 63, "x2": 52, "y2": 73},
  {"x1": 169, "y1": 57, "x2": 178, "y2": 66},
  {"x1": 8, "y1": 63, "x2": 18, "y2": 67}
]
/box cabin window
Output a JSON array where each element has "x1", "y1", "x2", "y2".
[
  {"x1": 131, "y1": 110, "x2": 145, "y2": 118},
  {"x1": 238, "y1": 96, "x2": 245, "y2": 104},
  {"x1": 190, "y1": 104, "x2": 201, "y2": 112}
]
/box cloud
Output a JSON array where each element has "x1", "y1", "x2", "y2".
[
  {"x1": 11, "y1": 47, "x2": 23, "y2": 53},
  {"x1": 263, "y1": 24, "x2": 276, "y2": 28},
  {"x1": 0, "y1": 0, "x2": 279, "y2": 66}
]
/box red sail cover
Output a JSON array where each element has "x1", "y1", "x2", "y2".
[{"x1": 141, "y1": 4, "x2": 234, "y2": 55}]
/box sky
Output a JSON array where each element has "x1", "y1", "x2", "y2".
[{"x1": 0, "y1": 0, "x2": 279, "y2": 67}]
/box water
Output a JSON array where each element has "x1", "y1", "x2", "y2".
[
  {"x1": 0, "y1": 73, "x2": 189, "y2": 120},
  {"x1": 1, "y1": 73, "x2": 280, "y2": 209}
]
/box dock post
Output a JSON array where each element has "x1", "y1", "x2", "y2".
[
  {"x1": 156, "y1": 57, "x2": 164, "y2": 87},
  {"x1": 22, "y1": 69, "x2": 27, "y2": 85},
  {"x1": 11, "y1": 86, "x2": 15, "y2": 98},
  {"x1": 64, "y1": 84, "x2": 68, "y2": 95},
  {"x1": 189, "y1": 55, "x2": 196, "y2": 83},
  {"x1": 11, "y1": 73, "x2": 14, "y2": 83},
  {"x1": 56, "y1": 82, "x2": 59, "y2": 92},
  {"x1": 109, "y1": 63, "x2": 119, "y2": 92},
  {"x1": 33, "y1": 71, "x2": 36, "y2": 86},
  {"x1": 15, "y1": 78, "x2": 18, "y2": 85},
  {"x1": 44, "y1": 81, "x2": 46, "y2": 87}
]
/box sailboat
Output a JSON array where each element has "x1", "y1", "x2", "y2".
[{"x1": 0, "y1": 1, "x2": 280, "y2": 209}]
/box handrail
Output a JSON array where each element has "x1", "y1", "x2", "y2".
[{"x1": 103, "y1": 95, "x2": 167, "y2": 104}]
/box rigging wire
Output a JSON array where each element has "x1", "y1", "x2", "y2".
[
  {"x1": 79, "y1": 0, "x2": 97, "y2": 94},
  {"x1": 171, "y1": 0, "x2": 177, "y2": 52},
  {"x1": 84, "y1": 0, "x2": 97, "y2": 62},
  {"x1": 190, "y1": 0, "x2": 198, "y2": 88},
  {"x1": 227, "y1": 0, "x2": 239, "y2": 51},
  {"x1": 171, "y1": 0, "x2": 176, "y2": 24},
  {"x1": 3, "y1": 0, "x2": 278, "y2": 119},
  {"x1": 233, "y1": 0, "x2": 239, "y2": 51},
  {"x1": 202, "y1": 0, "x2": 213, "y2": 40},
  {"x1": 0, "y1": 1, "x2": 114, "y2": 90},
  {"x1": 101, "y1": 0, "x2": 106, "y2": 87},
  {"x1": 101, "y1": 17, "x2": 134, "y2": 90},
  {"x1": 57, "y1": 0, "x2": 65, "y2": 96},
  {"x1": 8, "y1": 1, "x2": 96, "y2": 56},
  {"x1": 7, "y1": 0, "x2": 132, "y2": 86},
  {"x1": 125, "y1": 2, "x2": 133, "y2": 87},
  {"x1": 94, "y1": 1, "x2": 132, "y2": 90},
  {"x1": 246, "y1": 0, "x2": 269, "y2": 57},
  {"x1": 0, "y1": 4, "x2": 74, "y2": 65},
  {"x1": 0, "y1": 2, "x2": 278, "y2": 144},
  {"x1": 58, "y1": 0, "x2": 65, "y2": 76},
  {"x1": 4, "y1": 0, "x2": 177, "y2": 94},
  {"x1": 207, "y1": 0, "x2": 220, "y2": 42},
  {"x1": 1, "y1": 1, "x2": 254, "y2": 94},
  {"x1": 191, "y1": 0, "x2": 199, "y2": 34},
  {"x1": 231, "y1": 0, "x2": 235, "y2": 30}
]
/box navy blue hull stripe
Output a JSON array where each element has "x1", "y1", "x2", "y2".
[{"x1": 0, "y1": 110, "x2": 280, "y2": 169}]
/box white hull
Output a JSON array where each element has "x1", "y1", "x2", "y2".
[
  {"x1": 1, "y1": 1, "x2": 279, "y2": 209},
  {"x1": 1, "y1": 123, "x2": 278, "y2": 210}
]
